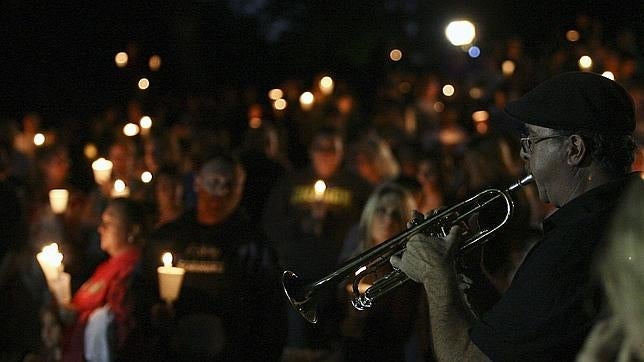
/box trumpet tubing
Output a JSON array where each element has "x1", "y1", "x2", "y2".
[{"x1": 282, "y1": 175, "x2": 534, "y2": 323}]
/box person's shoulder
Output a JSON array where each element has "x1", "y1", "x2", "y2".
[
  {"x1": 334, "y1": 171, "x2": 373, "y2": 197},
  {"x1": 151, "y1": 210, "x2": 196, "y2": 237}
]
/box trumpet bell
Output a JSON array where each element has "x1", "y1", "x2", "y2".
[{"x1": 282, "y1": 271, "x2": 318, "y2": 324}]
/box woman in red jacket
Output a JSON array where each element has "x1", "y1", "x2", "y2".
[{"x1": 60, "y1": 198, "x2": 144, "y2": 362}]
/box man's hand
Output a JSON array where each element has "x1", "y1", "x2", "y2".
[{"x1": 390, "y1": 225, "x2": 462, "y2": 283}]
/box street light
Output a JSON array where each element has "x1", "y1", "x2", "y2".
[{"x1": 445, "y1": 20, "x2": 476, "y2": 47}]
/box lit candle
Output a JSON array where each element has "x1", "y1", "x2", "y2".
[
  {"x1": 139, "y1": 116, "x2": 152, "y2": 136},
  {"x1": 299, "y1": 92, "x2": 314, "y2": 111},
  {"x1": 319, "y1": 76, "x2": 334, "y2": 96},
  {"x1": 314, "y1": 180, "x2": 326, "y2": 201},
  {"x1": 141, "y1": 171, "x2": 153, "y2": 183},
  {"x1": 33, "y1": 133, "x2": 46, "y2": 146},
  {"x1": 36, "y1": 243, "x2": 71, "y2": 304},
  {"x1": 123, "y1": 123, "x2": 140, "y2": 137},
  {"x1": 157, "y1": 252, "x2": 185, "y2": 305},
  {"x1": 92, "y1": 158, "x2": 113, "y2": 185},
  {"x1": 111, "y1": 179, "x2": 130, "y2": 198},
  {"x1": 49, "y1": 189, "x2": 69, "y2": 214},
  {"x1": 162, "y1": 252, "x2": 172, "y2": 268},
  {"x1": 37, "y1": 243, "x2": 63, "y2": 281}
]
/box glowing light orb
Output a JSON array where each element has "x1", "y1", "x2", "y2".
[
  {"x1": 123, "y1": 123, "x2": 140, "y2": 137},
  {"x1": 141, "y1": 171, "x2": 153, "y2": 183},
  {"x1": 84, "y1": 143, "x2": 98, "y2": 159},
  {"x1": 149, "y1": 55, "x2": 162, "y2": 71},
  {"x1": 601, "y1": 71, "x2": 615, "y2": 80},
  {"x1": 578, "y1": 56, "x2": 593, "y2": 70},
  {"x1": 468, "y1": 46, "x2": 481, "y2": 58},
  {"x1": 472, "y1": 110, "x2": 489, "y2": 122},
  {"x1": 115, "y1": 52, "x2": 128, "y2": 67},
  {"x1": 445, "y1": 20, "x2": 476, "y2": 46},
  {"x1": 502, "y1": 60, "x2": 516, "y2": 76},
  {"x1": 140, "y1": 116, "x2": 152, "y2": 129},
  {"x1": 273, "y1": 98, "x2": 287, "y2": 110},
  {"x1": 268, "y1": 88, "x2": 283, "y2": 100},
  {"x1": 442, "y1": 84, "x2": 455, "y2": 97},
  {"x1": 299, "y1": 92, "x2": 314, "y2": 110},
  {"x1": 566, "y1": 30, "x2": 580, "y2": 42},
  {"x1": 389, "y1": 49, "x2": 403, "y2": 61},
  {"x1": 33, "y1": 133, "x2": 45, "y2": 146},
  {"x1": 319, "y1": 76, "x2": 334, "y2": 95},
  {"x1": 138, "y1": 78, "x2": 150, "y2": 90}
]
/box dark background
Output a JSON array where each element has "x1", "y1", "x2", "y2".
[{"x1": 0, "y1": 0, "x2": 642, "y2": 126}]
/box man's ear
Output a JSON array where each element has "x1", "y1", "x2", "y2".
[{"x1": 566, "y1": 134, "x2": 587, "y2": 166}]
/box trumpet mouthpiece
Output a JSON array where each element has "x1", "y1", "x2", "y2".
[{"x1": 507, "y1": 174, "x2": 534, "y2": 192}]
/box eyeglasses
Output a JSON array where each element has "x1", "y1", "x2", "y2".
[
  {"x1": 520, "y1": 134, "x2": 568, "y2": 154},
  {"x1": 199, "y1": 175, "x2": 237, "y2": 196}
]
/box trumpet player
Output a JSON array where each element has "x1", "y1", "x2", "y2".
[{"x1": 391, "y1": 72, "x2": 639, "y2": 361}]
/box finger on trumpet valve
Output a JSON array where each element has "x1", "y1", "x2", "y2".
[{"x1": 408, "y1": 210, "x2": 425, "y2": 228}]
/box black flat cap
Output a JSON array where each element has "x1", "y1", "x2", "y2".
[{"x1": 505, "y1": 71, "x2": 635, "y2": 135}]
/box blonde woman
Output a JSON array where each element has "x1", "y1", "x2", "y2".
[
  {"x1": 338, "y1": 182, "x2": 424, "y2": 362},
  {"x1": 578, "y1": 179, "x2": 644, "y2": 362}
]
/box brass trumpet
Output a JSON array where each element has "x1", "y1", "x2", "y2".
[{"x1": 282, "y1": 175, "x2": 534, "y2": 324}]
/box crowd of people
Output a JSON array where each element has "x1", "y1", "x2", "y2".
[{"x1": 0, "y1": 14, "x2": 643, "y2": 362}]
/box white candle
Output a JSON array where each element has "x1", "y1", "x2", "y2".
[
  {"x1": 92, "y1": 158, "x2": 113, "y2": 185},
  {"x1": 37, "y1": 243, "x2": 63, "y2": 281},
  {"x1": 314, "y1": 180, "x2": 326, "y2": 201},
  {"x1": 49, "y1": 189, "x2": 69, "y2": 214},
  {"x1": 36, "y1": 243, "x2": 71, "y2": 305},
  {"x1": 157, "y1": 252, "x2": 185, "y2": 305}
]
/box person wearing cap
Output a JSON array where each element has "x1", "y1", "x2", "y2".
[
  {"x1": 137, "y1": 155, "x2": 287, "y2": 361},
  {"x1": 262, "y1": 126, "x2": 371, "y2": 356},
  {"x1": 390, "y1": 72, "x2": 639, "y2": 361}
]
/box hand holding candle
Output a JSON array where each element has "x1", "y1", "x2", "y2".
[
  {"x1": 157, "y1": 252, "x2": 185, "y2": 305},
  {"x1": 307, "y1": 180, "x2": 328, "y2": 236}
]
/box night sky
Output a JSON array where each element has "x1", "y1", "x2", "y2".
[{"x1": 0, "y1": 0, "x2": 642, "y2": 126}]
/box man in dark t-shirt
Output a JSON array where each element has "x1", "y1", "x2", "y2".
[
  {"x1": 391, "y1": 72, "x2": 638, "y2": 361},
  {"x1": 139, "y1": 155, "x2": 286, "y2": 361}
]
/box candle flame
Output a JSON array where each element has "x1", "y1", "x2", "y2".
[
  {"x1": 92, "y1": 158, "x2": 113, "y2": 171},
  {"x1": 299, "y1": 92, "x2": 314, "y2": 110},
  {"x1": 141, "y1": 171, "x2": 153, "y2": 183},
  {"x1": 114, "y1": 179, "x2": 126, "y2": 192},
  {"x1": 314, "y1": 180, "x2": 326, "y2": 195},
  {"x1": 115, "y1": 52, "x2": 128, "y2": 67},
  {"x1": 33, "y1": 133, "x2": 46, "y2": 146},
  {"x1": 268, "y1": 88, "x2": 283, "y2": 100},
  {"x1": 42, "y1": 243, "x2": 63, "y2": 266},
  {"x1": 140, "y1": 116, "x2": 153, "y2": 129},
  {"x1": 162, "y1": 252, "x2": 173, "y2": 267},
  {"x1": 319, "y1": 76, "x2": 334, "y2": 95}
]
